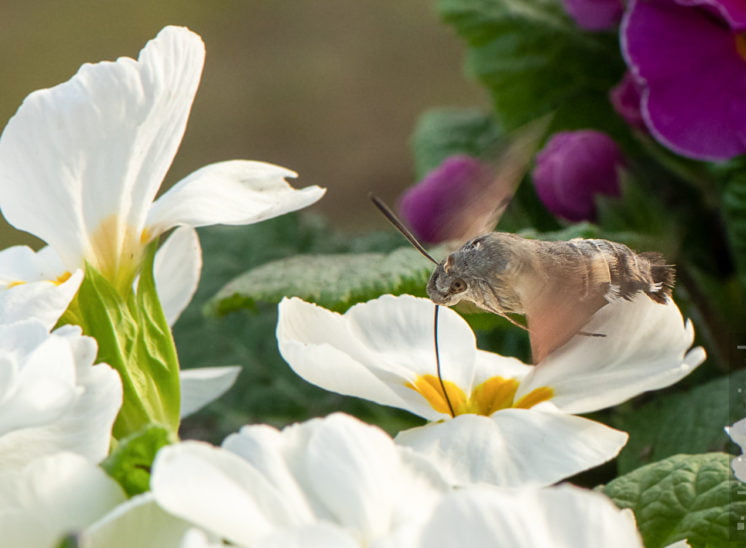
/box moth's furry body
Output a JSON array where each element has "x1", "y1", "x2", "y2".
[{"x1": 427, "y1": 233, "x2": 675, "y2": 362}]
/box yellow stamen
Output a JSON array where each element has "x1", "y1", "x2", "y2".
[
  {"x1": 6, "y1": 280, "x2": 25, "y2": 288},
  {"x1": 407, "y1": 374, "x2": 553, "y2": 416},
  {"x1": 406, "y1": 375, "x2": 468, "y2": 415},
  {"x1": 514, "y1": 386, "x2": 554, "y2": 409},
  {"x1": 54, "y1": 271, "x2": 72, "y2": 285}
]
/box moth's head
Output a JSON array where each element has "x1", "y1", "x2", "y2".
[{"x1": 426, "y1": 233, "x2": 519, "y2": 308}]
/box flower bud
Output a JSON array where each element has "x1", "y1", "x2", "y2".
[
  {"x1": 399, "y1": 155, "x2": 488, "y2": 244},
  {"x1": 532, "y1": 130, "x2": 623, "y2": 222}
]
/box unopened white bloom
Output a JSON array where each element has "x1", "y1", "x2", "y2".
[{"x1": 277, "y1": 294, "x2": 705, "y2": 486}]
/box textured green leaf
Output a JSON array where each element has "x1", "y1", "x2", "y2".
[
  {"x1": 66, "y1": 243, "x2": 181, "y2": 439},
  {"x1": 410, "y1": 107, "x2": 502, "y2": 178},
  {"x1": 437, "y1": 0, "x2": 625, "y2": 133},
  {"x1": 101, "y1": 424, "x2": 172, "y2": 497},
  {"x1": 208, "y1": 247, "x2": 434, "y2": 316},
  {"x1": 615, "y1": 370, "x2": 746, "y2": 475},
  {"x1": 604, "y1": 453, "x2": 746, "y2": 548}
]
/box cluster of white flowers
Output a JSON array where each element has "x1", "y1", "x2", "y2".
[{"x1": 0, "y1": 23, "x2": 722, "y2": 548}]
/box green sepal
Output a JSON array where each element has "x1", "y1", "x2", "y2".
[
  {"x1": 101, "y1": 424, "x2": 173, "y2": 497},
  {"x1": 208, "y1": 248, "x2": 435, "y2": 316},
  {"x1": 61, "y1": 241, "x2": 181, "y2": 439},
  {"x1": 603, "y1": 453, "x2": 746, "y2": 548}
]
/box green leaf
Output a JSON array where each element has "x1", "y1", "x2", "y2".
[
  {"x1": 410, "y1": 107, "x2": 502, "y2": 178},
  {"x1": 437, "y1": 0, "x2": 626, "y2": 133},
  {"x1": 208, "y1": 247, "x2": 434, "y2": 316},
  {"x1": 614, "y1": 370, "x2": 746, "y2": 475},
  {"x1": 64, "y1": 242, "x2": 181, "y2": 439},
  {"x1": 603, "y1": 453, "x2": 746, "y2": 548},
  {"x1": 101, "y1": 424, "x2": 172, "y2": 497}
]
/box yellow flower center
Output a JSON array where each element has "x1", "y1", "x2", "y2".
[
  {"x1": 88, "y1": 214, "x2": 149, "y2": 293},
  {"x1": 406, "y1": 374, "x2": 554, "y2": 416},
  {"x1": 736, "y1": 33, "x2": 746, "y2": 61}
]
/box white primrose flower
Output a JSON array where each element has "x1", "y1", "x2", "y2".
[
  {"x1": 0, "y1": 25, "x2": 325, "y2": 311},
  {"x1": 0, "y1": 320, "x2": 121, "y2": 470},
  {"x1": 415, "y1": 483, "x2": 644, "y2": 548},
  {"x1": 726, "y1": 418, "x2": 746, "y2": 482},
  {"x1": 140, "y1": 413, "x2": 450, "y2": 547},
  {"x1": 0, "y1": 452, "x2": 126, "y2": 547},
  {"x1": 276, "y1": 294, "x2": 705, "y2": 486}
]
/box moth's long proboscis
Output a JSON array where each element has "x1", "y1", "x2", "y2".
[
  {"x1": 369, "y1": 193, "x2": 438, "y2": 265},
  {"x1": 434, "y1": 304, "x2": 456, "y2": 418}
]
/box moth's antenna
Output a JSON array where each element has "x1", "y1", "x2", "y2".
[
  {"x1": 369, "y1": 193, "x2": 438, "y2": 265},
  {"x1": 434, "y1": 304, "x2": 456, "y2": 418}
]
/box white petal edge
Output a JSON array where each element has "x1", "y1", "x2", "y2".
[
  {"x1": 154, "y1": 225, "x2": 202, "y2": 326},
  {"x1": 152, "y1": 441, "x2": 305, "y2": 546},
  {"x1": 396, "y1": 409, "x2": 628, "y2": 487},
  {"x1": 726, "y1": 418, "x2": 746, "y2": 483},
  {"x1": 518, "y1": 296, "x2": 705, "y2": 414},
  {"x1": 417, "y1": 484, "x2": 643, "y2": 548},
  {"x1": 146, "y1": 160, "x2": 326, "y2": 236},
  {"x1": 0, "y1": 452, "x2": 126, "y2": 548},
  {"x1": 180, "y1": 366, "x2": 241, "y2": 418},
  {"x1": 0, "y1": 247, "x2": 83, "y2": 329},
  {"x1": 82, "y1": 492, "x2": 201, "y2": 548},
  {"x1": 0, "y1": 26, "x2": 204, "y2": 269},
  {"x1": 277, "y1": 295, "x2": 480, "y2": 421}
]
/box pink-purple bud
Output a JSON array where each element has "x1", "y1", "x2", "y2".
[
  {"x1": 609, "y1": 72, "x2": 646, "y2": 132},
  {"x1": 532, "y1": 130, "x2": 624, "y2": 222},
  {"x1": 398, "y1": 155, "x2": 487, "y2": 244}
]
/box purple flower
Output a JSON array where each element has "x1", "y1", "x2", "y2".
[
  {"x1": 398, "y1": 155, "x2": 488, "y2": 244},
  {"x1": 609, "y1": 71, "x2": 646, "y2": 131},
  {"x1": 622, "y1": 0, "x2": 746, "y2": 161},
  {"x1": 532, "y1": 130, "x2": 624, "y2": 222},
  {"x1": 562, "y1": 0, "x2": 625, "y2": 30}
]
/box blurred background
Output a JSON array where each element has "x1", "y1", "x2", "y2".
[{"x1": 0, "y1": 0, "x2": 485, "y2": 247}]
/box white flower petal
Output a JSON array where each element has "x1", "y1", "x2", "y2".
[
  {"x1": 147, "y1": 160, "x2": 325, "y2": 235},
  {"x1": 152, "y1": 441, "x2": 298, "y2": 546},
  {"x1": 396, "y1": 410, "x2": 627, "y2": 487},
  {"x1": 417, "y1": 484, "x2": 643, "y2": 548},
  {"x1": 277, "y1": 295, "x2": 479, "y2": 420},
  {"x1": 0, "y1": 327, "x2": 122, "y2": 470},
  {"x1": 0, "y1": 26, "x2": 204, "y2": 269},
  {"x1": 257, "y1": 523, "x2": 359, "y2": 548},
  {"x1": 155, "y1": 226, "x2": 202, "y2": 326},
  {"x1": 518, "y1": 296, "x2": 705, "y2": 414},
  {"x1": 180, "y1": 365, "x2": 241, "y2": 418},
  {"x1": 0, "y1": 452, "x2": 126, "y2": 548},
  {"x1": 0, "y1": 245, "x2": 82, "y2": 329},
  {"x1": 82, "y1": 493, "x2": 198, "y2": 548}
]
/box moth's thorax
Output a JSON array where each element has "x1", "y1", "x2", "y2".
[{"x1": 426, "y1": 232, "x2": 537, "y2": 314}]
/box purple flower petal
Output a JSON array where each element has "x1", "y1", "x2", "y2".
[
  {"x1": 532, "y1": 130, "x2": 623, "y2": 222},
  {"x1": 562, "y1": 0, "x2": 625, "y2": 30},
  {"x1": 622, "y1": 0, "x2": 746, "y2": 160},
  {"x1": 676, "y1": 0, "x2": 746, "y2": 28},
  {"x1": 398, "y1": 155, "x2": 487, "y2": 244}
]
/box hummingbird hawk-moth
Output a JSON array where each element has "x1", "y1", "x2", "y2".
[{"x1": 371, "y1": 120, "x2": 675, "y2": 364}]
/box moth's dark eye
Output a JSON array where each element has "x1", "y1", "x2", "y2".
[{"x1": 449, "y1": 278, "x2": 467, "y2": 294}]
